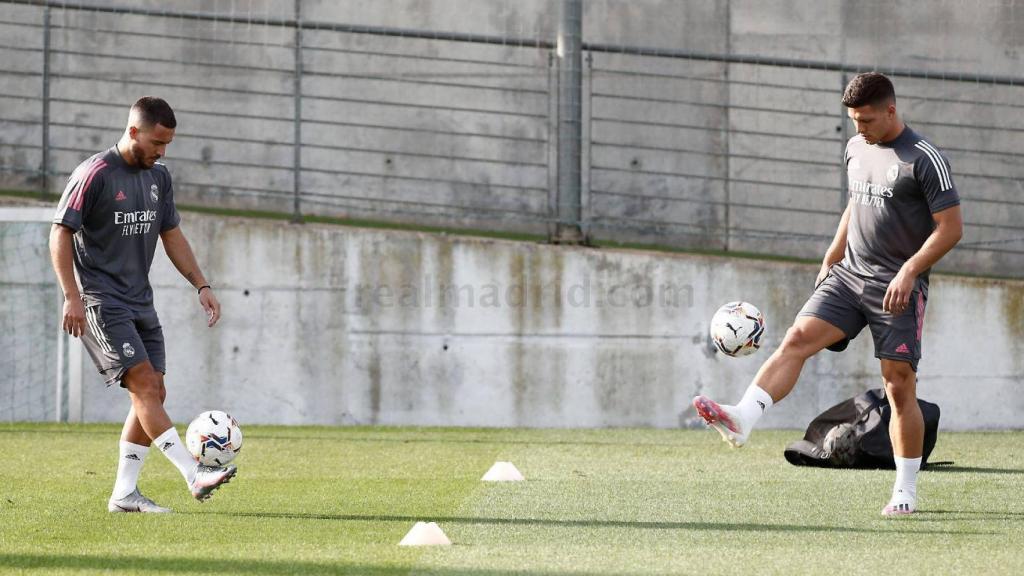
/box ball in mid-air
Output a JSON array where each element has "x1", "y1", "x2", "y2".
[
  {"x1": 709, "y1": 301, "x2": 766, "y2": 357},
  {"x1": 185, "y1": 410, "x2": 243, "y2": 466}
]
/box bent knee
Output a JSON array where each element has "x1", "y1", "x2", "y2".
[
  {"x1": 778, "y1": 326, "x2": 818, "y2": 358},
  {"x1": 123, "y1": 366, "x2": 162, "y2": 398}
]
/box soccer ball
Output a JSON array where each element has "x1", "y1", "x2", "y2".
[
  {"x1": 710, "y1": 301, "x2": 766, "y2": 357},
  {"x1": 185, "y1": 410, "x2": 243, "y2": 466}
]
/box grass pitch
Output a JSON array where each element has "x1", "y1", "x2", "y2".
[{"x1": 0, "y1": 424, "x2": 1021, "y2": 575}]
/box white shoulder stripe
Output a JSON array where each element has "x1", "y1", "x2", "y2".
[
  {"x1": 914, "y1": 142, "x2": 950, "y2": 190},
  {"x1": 917, "y1": 141, "x2": 951, "y2": 189},
  {"x1": 914, "y1": 141, "x2": 951, "y2": 191}
]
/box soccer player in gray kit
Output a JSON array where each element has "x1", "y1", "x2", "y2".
[
  {"x1": 50, "y1": 97, "x2": 236, "y2": 512},
  {"x1": 693, "y1": 73, "x2": 963, "y2": 516}
]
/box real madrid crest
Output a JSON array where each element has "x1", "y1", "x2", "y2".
[
  {"x1": 886, "y1": 163, "x2": 900, "y2": 183},
  {"x1": 150, "y1": 184, "x2": 159, "y2": 202}
]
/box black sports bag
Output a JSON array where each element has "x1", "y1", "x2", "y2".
[{"x1": 784, "y1": 388, "x2": 941, "y2": 469}]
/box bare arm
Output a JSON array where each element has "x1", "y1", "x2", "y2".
[
  {"x1": 883, "y1": 205, "x2": 963, "y2": 314},
  {"x1": 816, "y1": 201, "x2": 853, "y2": 286},
  {"x1": 49, "y1": 224, "x2": 86, "y2": 337},
  {"x1": 160, "y1": 226, "x2": 221, "y2": 327}
]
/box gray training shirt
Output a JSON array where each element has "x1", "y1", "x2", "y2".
[
  {"x1": 53, "y1": 146, "x2": 181, "y2": 308},
  {"x1": 842, "y1": 125, "x2": 960, "y2": 288}
]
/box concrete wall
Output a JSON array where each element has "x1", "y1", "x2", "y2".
[
  {"x1": 4, "y1": 210, "x2": 1018, "y2": 429},
  {"x1": 2, "y1": 0, "x2": 1022, "y2": 276}
]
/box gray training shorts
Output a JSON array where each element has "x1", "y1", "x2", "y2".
[
  {"x1": 81, "y1": 301, "x2": 166, "y2": 387},
  {"x1": 798, "y1": 264, "x2": 926, "y2": 372}
]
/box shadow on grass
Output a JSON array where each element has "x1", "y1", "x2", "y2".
[
  {"x1": 0, "y1": 554, "x2": 588, "y2": 576},
  {"x1": 911, "y1": 510, "x2": 1024, "y2": 522},
  {"x1": 925, "y1": 466, "x2": 1024, "y2": 475},
  {"x1": 196, "y1": 511, "x2": 997, "y2": 536}
]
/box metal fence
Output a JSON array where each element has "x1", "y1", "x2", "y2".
[{"x1": 2, "y1": 0, "x2": 1023, "y2": 277}]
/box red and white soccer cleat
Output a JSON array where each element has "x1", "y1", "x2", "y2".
[{"x1": 692, "y1": 395, "x2": 749, "y2": 448}]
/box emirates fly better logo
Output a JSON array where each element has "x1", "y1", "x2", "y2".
[
  {"x1": 849, "y1": 179, "x2": 893, "y2": 208},
  {"x1": 848, "y1": 157, "x2": 893, "y2": 208},
  {"x1": 114, "y1": 209, "x2": 158, "y2": 236}
]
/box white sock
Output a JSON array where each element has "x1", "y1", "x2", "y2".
[
  {"x1": 111, "y1": 441, "x2": 149, "y2": 500},
  {"x1": 891, "y1": 456, "x2": 922, "y2": 502},
  {"x1": 153, "y1": 427, "x2": 197, "y2": 486},
  {"x1": 735, "y1": 384, "x2": 774, "y2": 430}
]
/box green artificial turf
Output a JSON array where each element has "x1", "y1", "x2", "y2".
[{"x1": 0, "y1": 424, "x2": 1021, "y2": 575}]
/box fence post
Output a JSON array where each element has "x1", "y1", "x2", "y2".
[
  {"x1": 839, "y1": 72, "x2": 849, "y2": 210},
  {"x1": 552, "y1": 0, "x2": 584, "y2": 244},
  {"x1": 723, "y1": 0, "x2": 731, "y2": 252},
  {"x1": 838, "y1": 12, "x2": 848, "y2": 213},
  {"x1": 55, "y1": 304, "x2": 64, "y2": 422},
  {"x1": 292, "y1": 0, "x2": 303, "y2": 223},
  {"x1": 582, "y1": 51, "x2": 592, "y2": 241},
  {"x1": 41, "y1": 5, "x2": 51, "y2": 199},
  {"x1": 546, "y1": 51, "x2": 557, "y2": 239}
]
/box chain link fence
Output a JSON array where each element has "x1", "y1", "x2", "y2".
[{"x1": 1, "y1": 0, "x2": 1023, "y2": 277}]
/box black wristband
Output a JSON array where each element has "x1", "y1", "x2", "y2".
[{"x1": 197, "y1": 285, "x2": 211, "y2": 295}]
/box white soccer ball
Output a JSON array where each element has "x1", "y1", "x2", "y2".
[
  {"x1": 185, "y1": 410, "x2": 243, "y2": 466},
  {"x1": 710, "y1": 301, "x2": 766, "y2": 357}
]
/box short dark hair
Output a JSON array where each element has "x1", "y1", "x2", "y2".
[
  {"x1": 842, "y1": 72, "x2": 896, "y2": 108},
  {"x1": 132, "y1": 96, "x2": 176, "y2": 129}
]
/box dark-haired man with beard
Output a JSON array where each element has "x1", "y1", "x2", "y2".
[{"x1": 51, "y1": 96, "x2": 236, "y2": 512}]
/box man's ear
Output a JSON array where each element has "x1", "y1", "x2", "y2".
[{"x1": 128, "y1": 125, "x2": 139, "y2": 140}]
